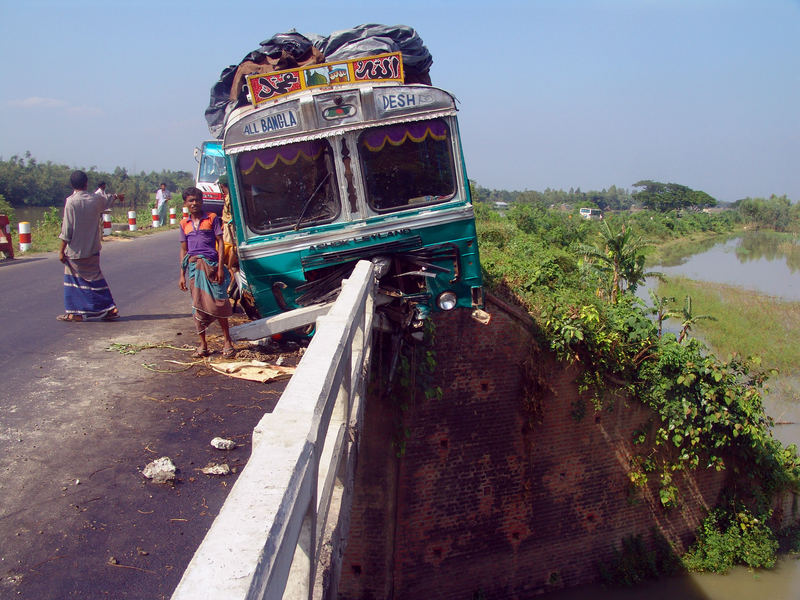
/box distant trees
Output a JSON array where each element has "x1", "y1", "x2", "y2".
[
  {"x1": 0, "y1": 153, "x2": 193, "y2": 209},
  {"x1": 735, "y1": 195, "x2": 797, "y2": 232},
  {"x1": 469, "y1": 180, "x2": 634, "y2": 210},
  {"x1": 632, "y1": 180, "x2": 717, "y2": 212}
]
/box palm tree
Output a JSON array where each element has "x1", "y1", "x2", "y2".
[
  {"x1": 647, "y1": 289, "x2": 679, "y2": 337},
  {"x1": 677, "y1": 295, "x2": 716, "y2": 343},
  {"x1": 580, "y1": 221, "x2": 661, "y2": 303}
]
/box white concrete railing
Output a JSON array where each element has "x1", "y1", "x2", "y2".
[{"x1": 172, "y1": 260, "x2": 376, "y2": 600}]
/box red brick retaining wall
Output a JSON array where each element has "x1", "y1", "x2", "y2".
[{"x1": 339, "y1": 297, "x2": 731, "y2": 599}]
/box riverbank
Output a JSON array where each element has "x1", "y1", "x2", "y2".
[
  {"x1": 656, "y1": 276, "x2": 800, "y2": 374},
  {"x1": 644, "y1": 229, "x2": 741, "y2": 267}
]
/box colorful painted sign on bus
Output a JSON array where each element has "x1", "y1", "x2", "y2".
[{"x1": 246, "y1": 52, "x2": 404, "y2": 106}]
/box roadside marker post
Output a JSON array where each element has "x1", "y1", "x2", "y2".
[
  {"x1": 169, "y1": 207, "x2": 177, "y2": 225},
  {"x1": 18, "y1": 221, "x2": 31, "y2": 252},
  {"x1": 128, "y1": 211, "x2": 137, "y2": 231},
  {"x1": 102, "y1": 212, "x2": 112, "y2": 236},
  {"x1": 152, "y1": 208, "x2": 160, "y2": 228}
]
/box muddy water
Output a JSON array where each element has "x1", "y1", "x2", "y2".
[
  {"x1": 656, "y1": 232, "x2": 800, "y2": 301},
  {"x1": 593, "y1": 232, "x2": 800, "y2": 600},
  {"x1": 541, "y1": 556, "x2": 800, "y2": 599}
]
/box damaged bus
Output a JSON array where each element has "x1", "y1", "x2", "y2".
[{"x1": 221, "y1": 51, "x2": 483, "y2": 332}]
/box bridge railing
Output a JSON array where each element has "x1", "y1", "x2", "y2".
[{"x1": 172, "y1": 260, "x2": 376, "y2": 600}]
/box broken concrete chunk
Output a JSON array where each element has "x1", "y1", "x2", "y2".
[
  {"x1": 201, "y1": 463, "x2": 231, "y2": 476},
  {"x1": 142, "y1": 456, "x2": 176, "y2": 483},
  {"x1": 210, "y1": 437, "x2": 236, "y2": 450}
]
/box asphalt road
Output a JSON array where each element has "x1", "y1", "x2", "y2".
[{"x1": 0, "y1": 230, "x2": 297, "y2": 599}]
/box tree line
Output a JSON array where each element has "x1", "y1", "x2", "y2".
[
  {"x1": 0, "y1": 152, "x2": 194, "y2": 210},
  {"x1": 471, "y1": 179, "x2": 799, "y2": 232},
  {"x1": 470, "y1": 179, "x2": 720, "y2": 212}
]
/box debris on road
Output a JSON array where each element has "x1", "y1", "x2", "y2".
[
  {"x1": 142, "y1": 457, "x2": 176, "y2": 483},
  {"x1": 209, "y1": 359, "x2": 295, "y2": 383},
  {"x1": 210, "y1": 437, "x2": 236, "y2": 450},
  {"x1": 200, "y1": 463, "x2": 231, "y2": 476}
]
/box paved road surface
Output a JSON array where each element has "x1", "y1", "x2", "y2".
[{"x1": 0, "y1": 230, "x2": 297, "y2": 599}]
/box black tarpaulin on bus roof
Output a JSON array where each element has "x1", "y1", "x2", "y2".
[{"x1": 204, "y1": 24, "x2": 433, "y2": 138}]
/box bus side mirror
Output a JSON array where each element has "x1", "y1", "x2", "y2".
[{"x1": 193, "y1": 147, "x2": 200, "y2": 163}]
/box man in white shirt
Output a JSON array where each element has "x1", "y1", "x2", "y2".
[{"x1": 156, "y1": 182, "x2": 171, "y2": 227}]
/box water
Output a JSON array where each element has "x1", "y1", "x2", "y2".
[
  {"x1": 655, "y1": 233, "x2": 800, "y2": 301},
  {"x1": 612, "y1": 232, "x2": 800, "y2": 600},
  {"x1": 542, "y1": 556, "x2": 800, "y2": 599}
]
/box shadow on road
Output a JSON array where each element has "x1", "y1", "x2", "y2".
[
  {"x1": 115, "y1": 313, "x2": 189, "y2": 322},
  {"x1": 0, "y1": 257, "x2": 48, "y2": 268}
]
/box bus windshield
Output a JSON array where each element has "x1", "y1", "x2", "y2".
[
  {"x1": 237, "y1": 140, "x2": 340, "y2": 234},
  {"x1": 358, "y1": 119, "x2": 456, "y2": 213},
  {"x1": 198, "y1": 143, "x2": 226, "y2": 183}
]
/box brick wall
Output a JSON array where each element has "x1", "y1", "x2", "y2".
[{"x1": 339, "y1": 296, "x2": 731, "y2": 599}]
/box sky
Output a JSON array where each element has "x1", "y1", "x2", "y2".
[{"x1": 1, "y1": 0, "x2": 798, "y2": 203}]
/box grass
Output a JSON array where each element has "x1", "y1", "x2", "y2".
[{"x1": 656, "y1": 275, "x2": 800, "y2": 373}]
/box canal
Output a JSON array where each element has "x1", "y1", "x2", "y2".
[{"x1": 577, "y1": 231, "x2": 800, "y2": 600}]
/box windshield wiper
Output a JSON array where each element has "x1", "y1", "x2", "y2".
[{"x1": 294, "y1": 172, "x2": 331, "y2": 230}]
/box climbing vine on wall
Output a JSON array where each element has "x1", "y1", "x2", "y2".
[{"x1": 475, "y1": 202, "x2": 800, "y2": 572}]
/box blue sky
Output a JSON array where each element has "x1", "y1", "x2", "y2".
[{"x1": 1, "y1": 0, "x2": 798, "y2": 202}]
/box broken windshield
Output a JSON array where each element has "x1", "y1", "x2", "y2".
[
  {"x1": 237, "y1": 140, "x2": 340, "y2": 234},
  {"x1": 358, "y1": 119, "x2": 456, "y2": 213}
]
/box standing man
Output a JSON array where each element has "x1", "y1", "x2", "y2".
[
  {"x1": 178, "y1": 186, "x2": 235, "y2": 358},
  {"x1": 57, "y1": 170, "x2": 122, "y2": 322},
  {"x1": 156, "y1": 182, "x2": 171, "y2": 227}
]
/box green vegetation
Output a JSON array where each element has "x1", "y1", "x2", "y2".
[
  {"x1": 683, "y1": 506, "x2": 778, "y2": 572},
  {"x1": 632, "y1": 180, "x2": 717, "y2": 212},
  {"x1": 475, "y1": 198, "x2": 800, "y2": 576},
  {"x1": 0, "y1": 194, "x2": 14, "y2": 222},
  {"x1": 0, "y1": 153, "x2": 195, "y2": 255},
  {"x1": 656, "y1": 277, "x2": 800, "y2": 373},
  {"x1": 5, "y1": 200, "x2": 179, "y2": 254},
  {"x1": 736, "y1": 195, "x2": 800, "y2": 232},
  {"x1": 0, "y1": 152, "x2": 193, "y2": 214}
]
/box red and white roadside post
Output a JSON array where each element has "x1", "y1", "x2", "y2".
[
  {"x1": 169, "y1": 207, "x2": 177, "y2": 225},
  {"x1": 102, "y1": 211, "x2": 112, "y2": 236},
  {"x1": 182, "y1": 206, "x2": 189, "y2": 219},
  {"x1": 18, "y1": 221, "x2": 31, "y2": 252},
  {"x1": 128, "y1": 211, "x2": 137, "y2": 231},
  {"x1": 152, "y1": 208, "x2": 160, "y2": 228}
]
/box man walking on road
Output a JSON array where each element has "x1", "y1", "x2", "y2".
[{"x1": 57, "y1": 170, "x2": 122, "y2": 322}]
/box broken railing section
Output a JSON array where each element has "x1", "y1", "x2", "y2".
[
  {"x1": 229, "y1": 303, "x2": 334, "y2": 342},
  {"x1": 172, "y1": 260, "x2": 376, "y2": 600}
]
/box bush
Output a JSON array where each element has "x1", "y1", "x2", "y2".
[
  {"x1": 0, "y1": 194, "x2": 14, "y2": 222},
  {"x1": 683, "y1": 507, "x2": 778, "y2": 572}
]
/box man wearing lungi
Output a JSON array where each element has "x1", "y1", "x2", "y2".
[
  {"x1": 57, "y1": 170, "x2": 121, "y2": 322},
  {"x1": 178, "y1": 186, "x2": 235, "y2": 358}
]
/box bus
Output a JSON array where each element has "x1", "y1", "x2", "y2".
[
  {"x1": 220, "y1": 52, "x2": 484, "y2": 332},
  {"x1": 193, "y1": 140, "x2": 227, "y2": 214}
]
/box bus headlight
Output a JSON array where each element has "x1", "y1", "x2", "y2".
[
  {"x1": 437, "y1": 291, "x2": 458, "y2": 311},
  {"x1": 371, "y1": 255, "x2": 391, "y2": 279}
]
